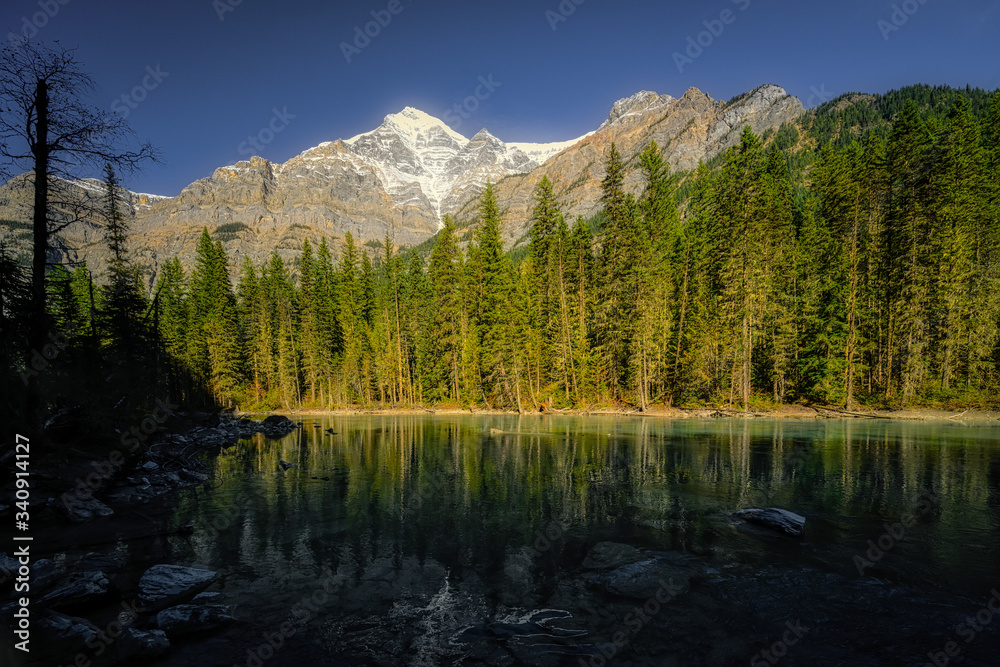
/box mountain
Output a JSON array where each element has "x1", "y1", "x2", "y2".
[
  {"x1": 451, "y1": 84, "x2": 803, "y2": 244},
  {"x1": 0, "y1": 84, "x2": 803, "y2": 280}
]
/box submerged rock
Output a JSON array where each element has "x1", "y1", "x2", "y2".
[
  {"x1": 59, "y1": 495, "x2": 114, "y2": 523},
  {"x1": 36, "y1": 611, "x2": 101, "y2": 655},
  {"x1": 118, "y1": 628, "x2": 170, "y2": 660},
  {"x1": 589, "y1": 556, "x2": 692, "y2": 600},
  {"x1": 733, "y1": 508, "x2": 806, "y2": 537},
  {"x1": 581, "y1": 542, "x2": 644, "y2": 570},
  {"x1": 155, "y1": 603, "x2": 233, "y2": 635},
  {"x1": 137, "y1": 564, "x2": 219, "y2": 611},
  {"x1": 457, "y1": 609, "x2": 587, "y2": 642}
]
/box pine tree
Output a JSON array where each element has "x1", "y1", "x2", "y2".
[
  {"x1": 885, "y1": 101, "x2": 933, "y2": 397},
  {"x1": 428, "y1": 215, "x2": 464, "y2": 401},
  {"x1": 100, "y1": 163, "x2": 149, "y2": 365},
  {"x1": 634, "y1": 141, "x2": 680, "y2": 407},
  {"x1": 47, "y1": 265, "x2": 85, "y2": 339},
  {"x1": 187, "y1": 229, "x2": 242, "y2": 404},
  {"x1": 928, "y1": 97, "x2": 990, "y2": 391},
  {"x1": 470, "y1": 183, "x2": 518, "y2": 408},
  {"x1": 314, "y1": 237, "x2": 342, "y2": 405},
  {"x1": 595, "y1": 143, "x2": 641, "y2": 401},
  {"x1": 297, "y1": 239, "x2": 324, "y2": 404},
  {"x1": 153, "y1": 256, "x2": 188, "y2": 378},
  {"x1": 260, "y1": 251, "x2": 299, "y2": 407},
  {"x1": 528, "y1": 175, "x2": 565, "y2": 395}
]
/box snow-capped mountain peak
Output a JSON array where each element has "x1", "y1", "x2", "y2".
[
  {"x1": 347, "y1": 106, "x2": 468, "y2": 147},
  {"x1": 337, "y1": 107, "x2": 585, "y2": 227}
]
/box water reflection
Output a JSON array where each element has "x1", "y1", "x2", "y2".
[{"x1": 171, "y1": 416, "x2": 1000, "y2": 665}]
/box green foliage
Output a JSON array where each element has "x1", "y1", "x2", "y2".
[
  {"x1": 773, "y1": 122, "x2": 800, "y2": 151},
  {"x1": 23, "y1": 85, "x2": 989, "y2": 413},
  {"x1": 809, "y1": 84, "x2": 995, "y2": 149}
]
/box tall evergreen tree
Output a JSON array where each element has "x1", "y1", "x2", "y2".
[{"x1": 428, "y1": 215, "x2": 464, "y2": 401}]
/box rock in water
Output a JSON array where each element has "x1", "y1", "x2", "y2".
[
  {"x1": 118, "y1": 628, "x2": 170, "y2": 660},
  {"x1": 36, "y1": 570, "x2": 112, "y2": 610},
  {"x1": 733, "y1": 508, "x2": 806, "y2": 537},
  {"x1": 59, "y1": 495, "x2": 114, "y2": 523},
  {"x1": 589, "y1": 557, "x2": 692, "y2": 600},
  {"x1": 137, "y1": 564, "x2": 219, "y2": 611},
  {"x1": 155, "y1": 604, "x2": 234, "y2": 636},
  {"x1": 36, "y1": 612, "x2": 101, "y2": 657},
  {"x1": 581, "y1": 542, "x2": 644, "y2": 570}
]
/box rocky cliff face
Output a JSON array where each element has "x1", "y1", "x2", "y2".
[
  {"x1": 0, "y1": 84, "x2": 803, "y2": 281},
  {"x1": 451, "y1": 84, "x2": 804, "y2": 245}
]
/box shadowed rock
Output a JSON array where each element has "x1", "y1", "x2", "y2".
[
  {"x1": 59, "y1": 495, "x2": 114, "y2": 523},
  {"x1": 581, "y1": 542, "x2": 644, "y2": 570},
  {"x1": 118, "y1": 628, "x2": 170, "y2": 660},
  {"x1": 36, "y1": 570, "x2": 112, "y2": 610},
  {"x1": 36, "y1": 612, "x2": 101, "y2": 656},
  {"x1": 589, "y1": 557, "x2": 692, "y2": 599},
  {"x1": 155, "y1": 603, "x2": 233, "y2": 636},
  {"x1": 734, "y1": 508, "x2": 806, "y2": 537},
  {"x1": 137, "y1": 564, "x2": 219, "y2": 611}
]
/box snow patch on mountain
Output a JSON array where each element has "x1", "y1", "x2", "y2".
[
  {"x1": 336, "y1": 107, "x2": 586, "y2": 227},
  {"x1": 600, "y1": 91, "x2": 676, "y2": 129},
  {"x1": 509, "y1": 133, "x2": 593, "y2": 165}
]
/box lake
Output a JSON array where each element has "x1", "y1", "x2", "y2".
[{"x1": 163, "y1": 416, "x2": 1000, "y2": 666}]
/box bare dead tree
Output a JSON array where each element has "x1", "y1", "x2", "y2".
[{"x1": 0, "y1": 41, "x2": 157, "y2": 361}]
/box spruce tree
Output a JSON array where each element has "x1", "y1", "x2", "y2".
[{"x1": 428, "y1": 215, "x2": 464, "y2": 401}]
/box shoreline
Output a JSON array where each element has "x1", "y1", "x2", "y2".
[{"x1": 236, "y1": 404, "x2": 1000, "y2": 424}]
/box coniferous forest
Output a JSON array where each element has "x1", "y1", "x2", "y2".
[{"x1": 4, "y1": 88, "x2": 1000, "y2": 415}]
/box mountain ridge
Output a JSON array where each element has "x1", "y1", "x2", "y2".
[{"x1": 0, "y1": 84, "x2": 804, "y2": 280}]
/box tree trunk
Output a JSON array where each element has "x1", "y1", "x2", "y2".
[{"x1": 28, "y1": 78, "x2": 50, "y2": 367}]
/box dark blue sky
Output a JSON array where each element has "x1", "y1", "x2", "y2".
[{"x1": 3, "y1": 0, "x2": 998, "y2": 195}]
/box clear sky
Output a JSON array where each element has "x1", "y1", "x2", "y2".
[{"x1": 3, "y1": 0, "x2": 998, "y2": 195}]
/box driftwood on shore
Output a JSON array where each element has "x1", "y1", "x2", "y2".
[{"x1": 814, "y1": 406, "x2": 881, "y2": 419}]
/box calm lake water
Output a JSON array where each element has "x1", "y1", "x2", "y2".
[{"x1": 162, "y1": 416, "x2": 1000, "y2": 666}]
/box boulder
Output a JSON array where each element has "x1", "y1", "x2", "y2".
[
  {"x1": 137, "y1": 564, "x2": 219, "y2": 611},
  {"x1": 60, "y1": 495, "x2": 114, "y2": 523},
  {"x1": 263, "y1": 414, "x2": 293, "y2": 425},
  {"x1": 0, "y1": 553, "x2": 20, "y2": 590},
  {"x1": 36, "y1": 570, "x2": 112, "y2": 610},
  {"x1": 72, "y1": 553, "x2": 125, "y2": 573},
  {"x1": 260, "y1": 415, "x2": 297, "y2": 437},
  {"x1": 581, "y1": 542, "x2": 644, "y2": 570},
  {"x1": 155, "y1": 603, "x2": 233, "y2": 635},
  {"x1": 589, "y1": 557, "x2": 692, "y2": 600},
  {"x1": 118, "y1": 628, "x2": 170, "y2": 660},
  {"x1": 31, "y1": 558, "x2": 63, "y2": 594},
  {"x1": 733, "y1": 508, "x2": 806, "y2": 537},
  {"x1": 36, "y1": 611, "x2": 101, "y2": 655},
  {"x1": 191, "y1": 591, "x2": 225, "y2": 604}
]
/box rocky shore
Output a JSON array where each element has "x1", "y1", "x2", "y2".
[{"x1": 0, "y1": 413, "x2": 298, "y2": 665}]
